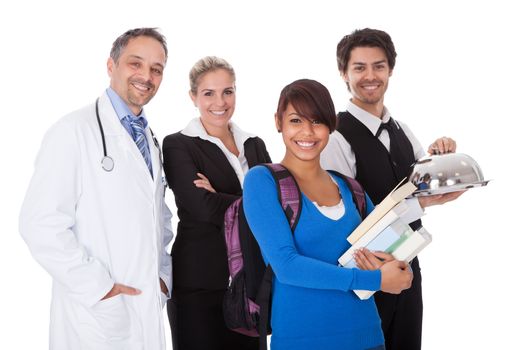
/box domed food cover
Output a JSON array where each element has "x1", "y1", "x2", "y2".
[{"x1": 409, "y1": 153, "x2": 490, "y2": 196}]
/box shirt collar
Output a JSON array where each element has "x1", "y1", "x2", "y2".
[
  {"x1": 346, "y1": 100, "x2": 391, "y2": 135},
  {"x1": 106, "y1": 87, "x2": 148, "y2": 127},
  {"x1": 181, "y1": 118, "x2": 256, "y2": 147}
]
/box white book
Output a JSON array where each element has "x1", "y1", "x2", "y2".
[
  {"x1": 353, "y1": 226, "x2": 432, "y2": 300},
  {"x1": 392, "y1": 226, "x2": 432, "y2": 262},
  {"x1": 338, "y1": 201, "x2": 409, "y2": 267},
  {"x1": 347, "y1": 180, "x2": 416, "y2": 244}
]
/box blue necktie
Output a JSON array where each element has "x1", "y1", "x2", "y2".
[{"x1": 128, "y1": 116, "x2": 153, "y2": 177}]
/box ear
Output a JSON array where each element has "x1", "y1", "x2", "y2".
[
  {"x1": 341, "y1": 70, "x2": 349, "y2": 84},
  {"x1": 189, "y1": 90, "x2": 197, "y2": 106},
  {"x1": 107, "y1": 57, "x2": 114, "y2": 78},
  {"x1": 274, "y1": 113, "x2": 282, "y2": 132}
]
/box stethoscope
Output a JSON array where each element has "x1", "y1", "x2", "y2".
[{"x1": 95, "y1": 98, "x2": 162, "y2": 172}]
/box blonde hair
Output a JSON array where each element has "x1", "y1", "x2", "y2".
[{"x1": 189, "y1": 56, "x2": 235, "y2": 94}]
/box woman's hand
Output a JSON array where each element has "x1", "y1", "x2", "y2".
[
  {"x1": 354, "y1": 248, "x2": 412, "y2": 294},
  {"x1": 354, "y1": 248, "x2": 394, "y2": 270},
  {"x1": 193, "y1": 172, "x2": 216, "y2": 193},
  {"x1": 160, "y1": 278, "x2": 168, "y2": 295},
  {"x1": 379, "y1": 260, "x2": 413, "y2": 294}
]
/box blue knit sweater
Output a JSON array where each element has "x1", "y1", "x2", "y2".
[{"x1": 243, "y1": 166, "x2": 385, "y2": 350}]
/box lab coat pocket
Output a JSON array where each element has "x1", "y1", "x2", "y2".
[{"x1": 87, "y1": 294, "x2": 131, "y2": 340}]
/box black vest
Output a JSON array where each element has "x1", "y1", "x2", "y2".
[{"x1": 337, "y1": 111, "x2": 421, "y2": 229}]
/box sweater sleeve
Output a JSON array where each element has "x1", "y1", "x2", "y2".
[{"x1": 243, "y1": 166, "x2": 381, "y2": 292}]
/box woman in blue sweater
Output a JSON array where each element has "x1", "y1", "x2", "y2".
[{"x1": 242, "y1": 79, "x2": 413, "y2": 350}]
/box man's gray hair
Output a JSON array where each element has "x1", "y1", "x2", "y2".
[{"x1": 110, "y1": 27, "x2": 167, "y2": 63}]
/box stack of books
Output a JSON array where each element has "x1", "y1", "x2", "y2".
[{"x1": 339, "y1": 181, "x2": 432, "y2": 300}]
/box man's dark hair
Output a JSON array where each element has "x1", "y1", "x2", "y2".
[{"x1": 336, "y1": 28, "x2": 397, "y2": 73}]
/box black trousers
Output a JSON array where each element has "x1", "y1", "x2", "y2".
[
  {"x1": 167, "y1": 288, "x2": 259, "y2": 350},
  {"x1": 374, "y1": 256, "x2": 423, "y2": 350}
]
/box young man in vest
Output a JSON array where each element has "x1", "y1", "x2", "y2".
[{"x1": 320, "y1": 28, "x2": 463, "y2": 350}]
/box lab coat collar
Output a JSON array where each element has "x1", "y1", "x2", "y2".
[{"x1": 97, "y1": 91, "x2": 130, "y2": 136}]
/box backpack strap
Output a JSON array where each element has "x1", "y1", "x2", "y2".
[
  {"x1": 256, "y1": 163, "x2": 302, "y2": 350},
  {"x1": 260, "y1": 163, "x2": 302, "y2": 229},
  {"x1": 327, "y1": 170, "x2": 367, "y2": 219}
]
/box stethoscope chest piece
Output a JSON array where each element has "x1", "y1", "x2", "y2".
[
  {"x1": 101, "y1": 156, "x2": 114, "y2": 172},
  {"x1": 95, "y1": 96, "x2": 161, "y2": 173}
]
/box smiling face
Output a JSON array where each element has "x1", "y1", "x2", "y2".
[
  {"x1": 190, "y1": 69, "x2": 236, "y2": 131},
  {"x1": 342, "y1": 46, "x2": 392, "y2": 115},
  {"x1": 107, "y1": 35, "x2": 166, "y2": 115},
  {"x1": 277, "y1": 103, "x2": 330, "y2": 165}
]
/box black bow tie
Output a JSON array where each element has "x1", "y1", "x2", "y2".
[{"x1": 375, "y1": 118, "x2": 398, "y2": 138}]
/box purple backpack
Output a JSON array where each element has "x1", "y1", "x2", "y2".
[{"x1": 223, "y1": 163, "x2": 366, "y2": 350}]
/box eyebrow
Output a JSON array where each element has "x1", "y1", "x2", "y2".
[
  {"x1": 127, "y1": 55, "x2": 165, "y2": 69},
  {"x1": 351, "y1": 59, "x2": 387, "y2": 66},
  {"x1": 200, "y1": 86, "x2": 235, "y2": 92}
]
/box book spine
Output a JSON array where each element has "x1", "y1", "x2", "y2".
[{"x1": 347, "y1": 200, "x2": 409, "y2": 244}]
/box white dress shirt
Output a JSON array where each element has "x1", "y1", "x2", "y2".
[
  {"x1": 320, "y1": 101, "x2": 426, "y2": 224},
  {"x1": 182, "y1": 118, "x2": 255, "y2": 187}
]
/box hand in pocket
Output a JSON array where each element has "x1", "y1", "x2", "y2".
[{"x1": 102, "y1": 283, "x2": 142, "y2": 300}]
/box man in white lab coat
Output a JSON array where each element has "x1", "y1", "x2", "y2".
[{"x1": 19, "y1": 28, "x2": 173, "y2": 350}]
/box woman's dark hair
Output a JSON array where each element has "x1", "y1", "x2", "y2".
[
  {"x1": 336, "y1": 28, "x2": 397, "y2": 74},
  {"x1": 276, "y1": 79, "x2": 336, "y2": 133}
]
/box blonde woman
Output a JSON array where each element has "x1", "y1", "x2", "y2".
[{"x1": 162, "y1": 56, "x2": 271, "y2": 350}]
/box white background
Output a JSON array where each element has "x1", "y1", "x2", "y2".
[{"x1": 1, "y1": 0, "x2": 505, "y2": 349}]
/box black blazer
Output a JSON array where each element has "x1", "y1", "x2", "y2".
[{"x1": 162, "y1": 132, "x2": 271, "y2": 291}]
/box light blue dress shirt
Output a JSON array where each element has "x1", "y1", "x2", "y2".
[{"x1": 106, "y1": 88, "x2": 152, "y2": 174}]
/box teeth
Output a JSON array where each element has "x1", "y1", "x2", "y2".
[
  {"x1": 211, "y1": 110, "x2": 226, "y2": 116},
  {"x1": 296, "y1": 141, "x2": 316, "y2": 148},
  {"x1": 133, "y1": 83, "x2": 149, "y2": 91}
]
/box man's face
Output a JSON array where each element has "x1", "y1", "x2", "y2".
[
  {"x1": 107, "y1": 36, "x2": 166, "y2": 115},
  {"x1": 342, "y1": 46, "x2": 392, "y2": 110}
]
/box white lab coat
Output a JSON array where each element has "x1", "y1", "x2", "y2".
[{"x1": 19, "y1": 92, "x2": 173, "y2": 350}]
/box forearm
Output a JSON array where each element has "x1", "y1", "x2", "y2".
[{"x1": 164, "y1": 144, "x2": 240, "y2": 225}]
